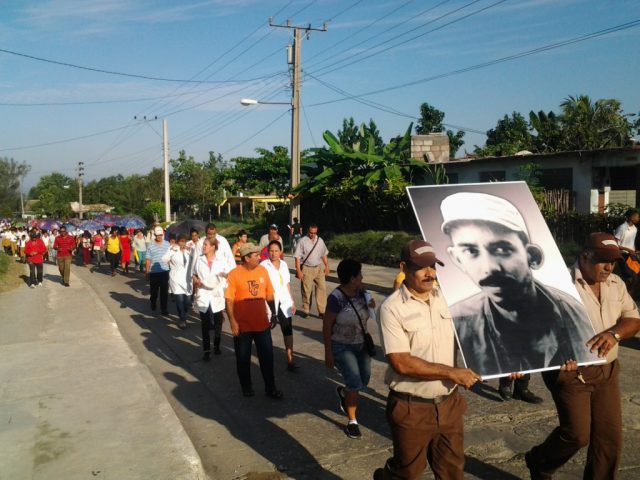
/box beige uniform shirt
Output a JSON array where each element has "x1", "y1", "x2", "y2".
[
  {"x1": 572, "y1": 264, "x2": 640, "y2": 363},
  {"x1": 379, "y1": 284, "x2": 457, "y2": 399}
]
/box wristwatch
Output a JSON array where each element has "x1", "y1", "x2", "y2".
[{"x1": 608, "y1": 330, "x2": 621, "y2": 342}]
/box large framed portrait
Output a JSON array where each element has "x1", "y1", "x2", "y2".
[{"x1": 406, "y1": 182, "x2": 603, "y2": 379}]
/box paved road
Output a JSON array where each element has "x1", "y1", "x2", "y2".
[{"x1": 71, "y1": 258, "x2": 640, "y2": 480}]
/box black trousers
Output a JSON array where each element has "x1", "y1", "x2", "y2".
[
  {"x1": 149, "y1": 271, "x2": 169, "y2": 312},
  {"x1": 199, "y1": 307, "x2": 223, "y2": 353},
  {"x1": 29, "y1": 263, "x2": 43, "y2": 285}
]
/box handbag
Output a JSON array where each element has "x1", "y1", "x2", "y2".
[{"x1": 338, "y1": 287, "x2": 376, "y2": 357}]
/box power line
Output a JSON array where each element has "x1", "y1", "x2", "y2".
[
  {"x1": 308, "y1": 19, "x2": 640, "y2": 107},
  {"x1": 310, "y1": 0, "x2": 504, "y2": 77},
  {"x1": 307, "y1": 73, "x2": 487, "y2": 135},
  {"x1": 222, "y1": 109, "x2": 290, "y2": 155},
  {"x1": 0, "y1": 47, "x2": 278, "y2": 84}
]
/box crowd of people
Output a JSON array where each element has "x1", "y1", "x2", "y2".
[{"x1": 2, "y1": 215, "x2": 640, "y2": 480}]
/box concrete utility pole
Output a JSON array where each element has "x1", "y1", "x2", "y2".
[
  {"x1": 268, "y1": 18, "x2": 326, "y2": 224},
  {"x1": 77, "y1": 161, "x2": 85, "y2": 219},
  {"x1": 163, "y1": 119, "x2": 171, "y2": 223}
]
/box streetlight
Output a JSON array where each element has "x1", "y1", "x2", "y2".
[{"x1": 240, "y1": 97, "x2": 300, "y2": 223}]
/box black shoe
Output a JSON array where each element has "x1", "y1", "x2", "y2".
[
  {"x1": 498, "y1": 386, "x2": 512, "y2": 401},
  {"x1": 266, "y1": 389, "x2": 283, "y2": 400},
  {"x1": 287, "y1": 362, "x2": 300, "y2": 372},
  {"x1": 242, "y1": 388, "x2": 255, "y2": 397},
  {"x1": 525, "y1": 451, "x2": 551, "y2": 480},
  {"x1": 345, "y1": 422, "x2": 361, "y2": 439},
  {"x1": 514, "y1": 389, "x2": 543, "y2": 404},
  {"x1": 213, "y1": 346, "x2": 221, "y2": 355},
  {"x1": 336, "y1": 386, "x2": 346, "y2": 415},
  {"x1": 203, "y1": 351, "x2": 211, "y2": 362}
]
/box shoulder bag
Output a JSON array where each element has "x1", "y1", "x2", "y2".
[{"x1": 338, "y1": 287, "x2": 376, "y2": 357}]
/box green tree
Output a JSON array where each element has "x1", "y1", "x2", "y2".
[
  {"x1": 0, "y1": 157, "x2": 30, "y2": 216},
  {"x1": 475, "y1": 112, "x2": 533, "y2": 157},
  {"x1": 529, "y1": 110, "x2": 563, "y2": 153},
  {"x1": 29, "y1": 173, "x2": 76, "y2": 218},
  {"x1": 295, "y1": 123, "x2": 429, "y2": 230},
  {"x1": 415, "y1": 102, "x2": 465, "y2": 157},
  {"x1": 229, "y1": 146, "x2": 290, "y2": 197},
  {"x1": 559, "y1": 95, "x2": 633, "y2": 150}
]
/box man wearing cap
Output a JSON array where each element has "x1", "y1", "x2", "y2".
[
  {"x1": 440, "y1": 192, "x2": 595, "y2": 382},
  {"x1": 225, "y1": 243, "x2": 283, "y2": 399},
  {"x1": 374, "y1": 240, "x2": 482, "y2": 480},
  {"x1": 526, "y1": 232, "x2": 640, "y2": 479},
  {"x1": 145, "y1": 226, "x2": 170, "y2": 315},
  {"x1": 294, "y1": 224, "x2": 330, "y2": 318},
  {"x1": 53, "y1": 226, "x2": 76, "y2": 286}
]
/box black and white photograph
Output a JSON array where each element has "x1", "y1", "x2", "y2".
[{"x1": 407, "y1": 182, "x2": 604, "y2": 379}]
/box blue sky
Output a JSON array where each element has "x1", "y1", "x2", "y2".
[{"x1": 1, "y1": 0, "x2": 639, "y2": 191}]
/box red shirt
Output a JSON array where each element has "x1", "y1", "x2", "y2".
[
  {"x1": 25, "y1": 239, "x2": 47, "y2": 264},
  {"x1": 53, "y1": 234, "x2": 76, "y2": 257}
]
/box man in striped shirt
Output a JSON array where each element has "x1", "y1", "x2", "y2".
[{"x1": 145, "y1": 226, "x2": 170, "y2": 315}]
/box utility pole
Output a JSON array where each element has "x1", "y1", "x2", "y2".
[
  {"x1": 77, "y1": 161, "x2": 85, "y2": 219},
  {"x1": 268, "y1": 18, "x2": 326, "y2": 224},
  {"x1": 134, "y1": 115, "x2": 170, "y2": 223},
  {"x1": 163, "y1": 119, "x2": 171, "y2": 223}
]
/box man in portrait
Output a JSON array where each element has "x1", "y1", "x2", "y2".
[{"x1": 440, "y1": 191, "x2": 596, "y2": 377}]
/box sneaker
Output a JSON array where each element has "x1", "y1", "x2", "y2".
[
  {"x1": 336, "y1": 386, "x2": 346, "y2": 415},
  {"x1": 345, "y1": 422, "x2": 361, "y2": 439}
]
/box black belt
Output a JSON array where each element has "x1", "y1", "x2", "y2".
[{"x1": 390, "y1": 387, "x2": 457, "y2": 405}]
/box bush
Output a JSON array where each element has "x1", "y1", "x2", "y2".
[{"x1": 328, "y1": 231, "x2": 420, "y2": 267}]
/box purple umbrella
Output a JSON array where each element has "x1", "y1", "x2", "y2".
[{"x1": 95, "y1": 213, "x2": 121, "y2": 227}]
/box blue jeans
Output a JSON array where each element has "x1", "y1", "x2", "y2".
[
  {"x1": 332, "y1": 341, "x2": 371, "y2": 391},
  {"x1": 174, "y1": 294, "x2": 190, "y2": 322},
  {"x1": 233, "y1": 328, "x2": 276, "y2": 393}
]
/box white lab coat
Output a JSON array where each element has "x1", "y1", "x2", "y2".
[
  {"x1": 192, "y1": 254, "x2": 230, "y2": 314},
  {"x1": 162, "y1": 246, "x2": 193, "y2": 295},
  {"x1": 260, "y1": 258, "x2": 294, "y2": 317}
]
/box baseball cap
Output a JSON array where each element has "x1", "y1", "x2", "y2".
[
  {"x1": 441, "y1": 192, "x2": 529, "y2": 237},
  {"x1": 584, "y1": 232, "x2": 622, "y2": 262},
  {"x1": 401, "y1": 240, "x2": 444, "y2": 268},
  {"x1": 153, "y1": 226, "x2": 164, "y2": 236},
  {"x1": 238, "y1": 243, "x2": 261, "y2": 257}
]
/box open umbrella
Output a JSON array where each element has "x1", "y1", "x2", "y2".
[
  {"x1": 39, "y1": 219, "x2": 62, "y2": 231},
  {"x1": 79, "y1": 220, "x2": 103, "y2": 231},
  {"x1": 118, "y1": 215, "x2": 146, "y2": 230},
  {"x1": 94, "y1": 213, "x2": 121, "y2": 227},
  {"x1": 166, "y1": 219, "x2": 207, "y2": 236}
]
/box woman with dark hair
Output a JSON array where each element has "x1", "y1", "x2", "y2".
[
  {"x1": 323, "y1": 258, "x2": 375, "y2": 439},
  {"x1": 162, "y1": 233, "x2": 193, "y2": 329},
  {"x1": 261, "y1": 240, "x2": 298, "y2": 371},
  {"x1": 80, "y1": 230, "x2": 93, "y2": 266},
  {"x1": 119, "y1": 227, "x2": 132, "y2": 273},
  {"x1": 192, "y1": 237, "x2": 230, "y2": 360},
  {"x1": 105, "y1": 229, "x2": 121, "y2": 276}
]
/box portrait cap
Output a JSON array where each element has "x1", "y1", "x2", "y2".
[
  {"x1": 401, "y1": 240, "x2": 445, "y2": 268},
  {"x1": 153, "y1": 226, "x2": 164, "y2": 236},
  {"x1": 584, "y1": 232, "x2": 622, "y2": 262},
  {"x1": 238, "y1": 242, "x2": 261, "y2": 257},
  {"x1": 440, "y1": 192, "x2": 529, "y2": 236}
]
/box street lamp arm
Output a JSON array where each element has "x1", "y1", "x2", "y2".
[{"x1": 240, "y1": 98, "x2": 290, "y2": 106}]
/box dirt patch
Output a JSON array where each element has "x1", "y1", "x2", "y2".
[{"x1": 0, "y1": 254, "x2": 26, "y2": 293}]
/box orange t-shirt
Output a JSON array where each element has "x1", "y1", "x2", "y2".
[{"x1": 225, "y1": 264, "x2": 275, "y2": 332}]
